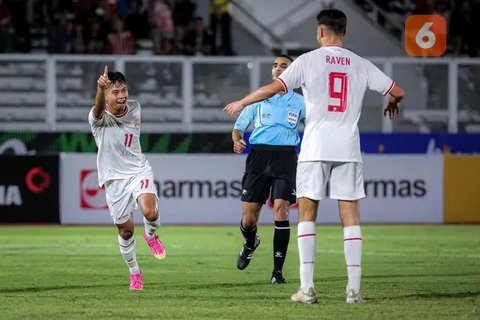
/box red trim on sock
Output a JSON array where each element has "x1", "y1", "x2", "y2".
[
  {"x1": 298, "y1": 233, "x2": 316, "y2": 238},
  {"x1": 344, "y1": 237, "x2": 362, "y2": 241}
]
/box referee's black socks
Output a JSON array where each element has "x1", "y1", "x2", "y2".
[
  {"x1": 240, "y1": 221, "x2": 257, "y2": 249},
  {"x1": 273, "y1": 220, "x2": 291, "y2": 272}
]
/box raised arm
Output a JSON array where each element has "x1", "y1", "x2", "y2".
[
  {"x1": 383, "y1": 84, "x2": 404, "y2": 119},
  {"x1": 223, "y1": 80, "x2": 284, "y2": 117},
  {"x1": 93, "y1": 66, "x2": 110, "y2": 119}
]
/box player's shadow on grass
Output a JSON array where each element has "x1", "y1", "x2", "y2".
[
  {"x1": 1, "y1": 284, "x2": 120, "y2": 293},
  {"x1": 402, "y1": 291, "x2": 480, "y2": 299},
  {"x1": 313, "y1": 273, "x2": 480, "y2": 283},
  {"x1": 149, "y1": 281, "x2": 271, "y2": 290},
  {"x1": 362, "y1": 272, "x2": 480, "y2": 279}
]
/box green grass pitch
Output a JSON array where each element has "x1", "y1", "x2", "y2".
[{"x1": 0, "y1": 225, "x2": 479, "y2": 319}]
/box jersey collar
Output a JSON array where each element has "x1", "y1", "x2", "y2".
[
  {"x1": 272, "y1": 90, "x2": 294, "y2": 101},
  {"x1": 107, "y1": 105, "x2": 129, "y2": 118}
]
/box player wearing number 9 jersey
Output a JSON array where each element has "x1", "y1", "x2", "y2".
[
  {"x1": 89, "y1": 68, "x2": 166, "y2": 291},
  {"x1": 224, "y1": 9, "x2": 404, "y2": 304},
  {"x1": 277, "y1": 46, "x2": 395, "y2": 163}
]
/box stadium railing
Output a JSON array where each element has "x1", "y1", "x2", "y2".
[{"x1": 0, "y1": 55, "x2": 479, "y2": 133}]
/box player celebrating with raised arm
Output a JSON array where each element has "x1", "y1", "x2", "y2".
[
  {"x1": 89, "y1": 67, "x2": 166, "y2": 291},
  {"x1": 224, "y1": 9, "x2": 404, "y2": 304},
  {"x1": 232, "y1": 55, "x2": 305, "y2": 284}
]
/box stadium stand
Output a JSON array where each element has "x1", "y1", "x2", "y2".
[{"x1": 0, "y1": 0, "x2": 479, "y2": 133}]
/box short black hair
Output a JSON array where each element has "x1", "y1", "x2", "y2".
[
  {"x1": 276, "y1": 54, "x2": 293, "y2": 63},
  {"x1": 316, "y1": 9, "x2": 347, "y2": 36},
  {"x1": 107, "y1": 71, "x2": 127, "y2": 85}
]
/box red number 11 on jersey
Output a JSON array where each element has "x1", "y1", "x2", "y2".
[
  {"x1": 328, "y1": 72, "x2": 348, "y2": 112},
  {"x1": 140, "y1": 179, "x2": 149, "y2": 189},
  {"x1": 124, "y1": 133, "x2": 133, "y2": 147}
]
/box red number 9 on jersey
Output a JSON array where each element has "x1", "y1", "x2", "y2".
[{"x1": 328, "y1": 72, "x2": 348, "y2": 112}]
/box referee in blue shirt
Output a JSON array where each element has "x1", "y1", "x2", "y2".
[{"x1": 232, "y1": 55, "x2": 305, "y2": 284}]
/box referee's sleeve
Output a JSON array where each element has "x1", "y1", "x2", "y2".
[{"x1": 234, "y1": 104, "x2": 255, "y2": 132}]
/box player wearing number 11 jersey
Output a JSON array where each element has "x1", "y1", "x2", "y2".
[
  {"x1": 224, "y1": 9, "x2": 404, "y2": 304},
  {"x1": 89, "y1": 68, "x2": 166, "y2": 291}
]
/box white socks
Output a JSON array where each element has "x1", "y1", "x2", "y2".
[
  {"x1": 143, "y1": 213, "x2": 161, "y2": 238},
  {"x1": 343, "y1": 225, "x2": 362, "y2": 293},
  {"x1": 118, "y1": 235, "x2": 140, "y2": 274},
  {"x1": 297, "y1": 223, "x2": 362, "y2": 294},
  {"x1": 297, "y1": 221, "x2": 316, "y2": 292}
]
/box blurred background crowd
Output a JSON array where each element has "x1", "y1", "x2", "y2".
[
  {"x1": 1, "y1": 0, "x2": 478, "y2": 57},
  {"x1": 0, "y1": 0, "x2": 234, "y2": 56},
  {"x1": 356, "y1": 0, "x2": 480, "y2": 57},
  {"x1": 0, "y1": 0, "x2": 480, "y2": 57}
]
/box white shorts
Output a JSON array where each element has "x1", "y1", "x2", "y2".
[
  {"x1": 296, "y1": 161, "x2": 366, "y2": 201},
  {"x1": 105, "y1": 169, "x2": 158, "y2": 225}
]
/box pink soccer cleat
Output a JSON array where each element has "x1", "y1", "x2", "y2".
[
  {"x1": 142, "y1": 229, "x2": 166, "y2": 260},
  {"x1": 129, "y1": 273, "x2": 143, "y2": 290}
]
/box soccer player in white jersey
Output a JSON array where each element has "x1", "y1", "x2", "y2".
[
  {"x1": 89, "y1": 67, "x2": 166, "y2": 291},
  {"x1": 224, "y1": 9, "x2": 404, "y2": 304}
]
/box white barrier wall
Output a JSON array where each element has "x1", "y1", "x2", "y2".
[{"x1": 60, "y1": 153, "x2": 443, "y2": 224}]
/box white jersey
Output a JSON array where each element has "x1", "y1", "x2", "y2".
[
  {"x1": 88, "y1": 100, "x2": 151, "y2": 186},
  {"x1": 278, "y1": 45, "x2": 394, "y2": 163}
]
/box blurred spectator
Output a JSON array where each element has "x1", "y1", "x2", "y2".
[
  {"x1": 173, "y1": 0, "x2": 195, "y2": 27},
  {"x1": 173, "y1": 22, "x2": 186, "y2": 54},
  {"x1": 172, "y1": 0, "x2": 196, "y2": 54},
  {"x1": 85, "y1": 16, "x2": 108, "y2": 53},
  {"x1": 68, "y1": 19, "x2": 86, "y2": 53},
  {"x1": 9, "y1": 0, "x2": 33, "y2": 52},
  {"x1": 111, "y1": 0, "x2": 131, "y2": 18},
  {"x1": 40, "y1": 0, "x2": 75, "y2": 53},
  {"x1": 183, "y1": 16, "x2": 213, "y2": 55},
  {"x1": 125, "y1": 0, "x2": 150, "y2": 40},
  {"x1": 150, "y1": 0, "x2": 175, "y2": 55},
  {"x1": 74, "y1": 0, "x2": 101, "y2": 24},
  {"x1": 107, "y1": 18, "x2": 135, "y2": 54},
  {"x1": 412, "y1": 0, "x2": 432, "y2": 13},
  {"x1": 0, "y1": 0, "x2": 13, "y2": 52},
  {"x1": 47, "y1": 17, "x2": 86, "y2": 54},
  {"x1": 209, "y1": 0, "x2": 233, "y2": 55},
  {"x1": 470, "y1": 0, "x2": 480, "y2": 57},
  {"x1": 450, "y1": 0, "x2": 473, "y2": 56}
]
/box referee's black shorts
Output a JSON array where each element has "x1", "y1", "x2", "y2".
[{"x1": 241, "y1": 144, "x2": 297, "y2": 204}]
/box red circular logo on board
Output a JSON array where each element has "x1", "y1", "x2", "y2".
[
  {"x1": 80, "y1": 169, "x2": 107, "y2": 209},
  {"x1": 25, "y1": 166, "x2": 50, "y2": 193}
]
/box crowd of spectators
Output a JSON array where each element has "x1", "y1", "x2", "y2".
[
  {"x1": 0, "y1": 0, "x2": 234, "y2": 56},
  {"x1": 2, "y1": 0, "x2": 480, "y2": 57}
]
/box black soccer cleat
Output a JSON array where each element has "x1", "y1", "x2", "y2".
[
  {"x1": 271, "y1": 270, "x2": 286, "y2": 284},
  {"x1": 236, "y1": 236, "x2": 261, "y2": 270}
]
